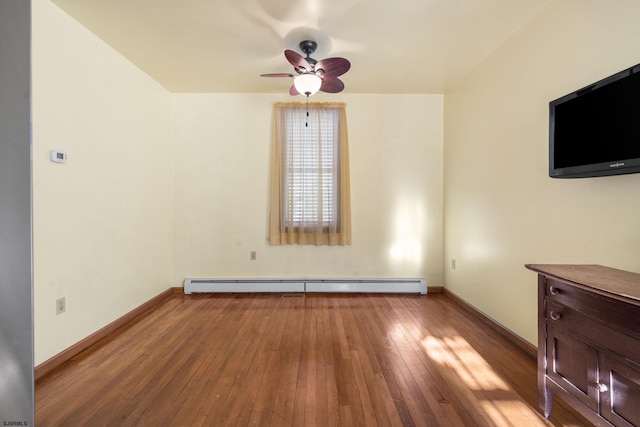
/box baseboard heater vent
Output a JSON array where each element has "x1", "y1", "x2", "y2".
[{"x1": 184, "y1": 278, "x2": 427, "y2": 295}]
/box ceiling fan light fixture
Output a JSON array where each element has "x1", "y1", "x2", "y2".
[{"x1": 294, "y1": 73, "x2": 322, "y2": 96}]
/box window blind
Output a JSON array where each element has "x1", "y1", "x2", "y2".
[{"x1": 284, "y1": 106, "x2": 339, "y2": 227}]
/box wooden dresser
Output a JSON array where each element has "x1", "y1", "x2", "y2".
[{"x1": 526, "y1": 264, "x2": 640, "y2": 427}]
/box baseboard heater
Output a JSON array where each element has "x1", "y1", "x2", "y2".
[{"x1": 183, "y1": 278, "x2": 427, "y2": 295}]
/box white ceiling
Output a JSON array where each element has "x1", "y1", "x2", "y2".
[{"x1": 51, "y1": 0, "x2": 551, "y2": 94}]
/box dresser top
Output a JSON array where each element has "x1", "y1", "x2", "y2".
[{"x1": 526, "y1": 264, "x2": 640, "y2": 303}]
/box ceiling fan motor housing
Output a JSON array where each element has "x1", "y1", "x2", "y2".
[{"x1": 299, "y1": 40, "x2": 317, "y2": 56}]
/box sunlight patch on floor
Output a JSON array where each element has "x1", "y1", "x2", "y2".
[
  {"x1": 422, "y1": 336, "x2": 508, "y2": 390},
  {"x1": 422, "y1": 335, "x2": 546, "y2": 425}
]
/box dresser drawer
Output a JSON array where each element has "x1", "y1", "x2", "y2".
[
  {"x1": 545, "y1": 277, "x2": 640, "y2": 341},
  {"x1": 546, "y1": 300, "x2": 640, "y2": 363}
]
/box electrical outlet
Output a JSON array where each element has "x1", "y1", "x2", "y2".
[
  {"x1": 250, "y1": 251, "x2": 257, "y2": 261},
  {"x1": 451, "y1": 259, "x2": 456, "y2": 270},
  {"x1": 56, "y1": 297, "x2": 65, "y2": 315}
]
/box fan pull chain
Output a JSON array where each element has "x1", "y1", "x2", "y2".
[{"x1": 305, "y1": 94, "x2": 310, "y2": 127}]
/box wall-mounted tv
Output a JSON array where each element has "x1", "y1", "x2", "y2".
[{"x1": 549, "y1": 63, "x2": 640, "y2": 178}]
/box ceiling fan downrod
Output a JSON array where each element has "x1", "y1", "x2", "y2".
[{"x1": 299, "y1": 40, "x2": 318, "y2": 66}]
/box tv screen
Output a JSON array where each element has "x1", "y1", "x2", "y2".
[{"x1": 549, "y1": 63, "x2": 640, "y2": 178}]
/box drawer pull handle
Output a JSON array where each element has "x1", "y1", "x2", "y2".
[
  {"x1": 596, "y1": 383, "x2": 608, "y2": 393},
  {"x1": 549, "y1": 311, "x2": 561, "y2": 321},
  {"x1": 549, "y1": 286, "x2": 560, "y2": 295}
]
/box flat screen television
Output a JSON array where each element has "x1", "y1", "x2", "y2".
[{"x1": 549, "y1": 63, "x2": 640, "y2": 178}]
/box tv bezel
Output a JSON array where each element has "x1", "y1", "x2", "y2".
[{"x1": 549, "y1": 63, "x2": 640, "y2": 178}]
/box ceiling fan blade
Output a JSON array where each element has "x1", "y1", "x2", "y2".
[
  {"x1": 260, "y1": 73, "x2": 295, "y2": 78},
  {"x1": 289, "y1": 85, "x2": 300, "y2": 96},
  {"x1": 315, "y1": 57, "x2": 351, "y2": 77},
  {"x1": 319, "y1": 77, "x2": 345, "y2": 94},
  {"x1": 284, "y1": 50, "x2": 312, "y2": 73}
]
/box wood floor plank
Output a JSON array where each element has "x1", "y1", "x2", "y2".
[
  {"x1": 320, "y1": 296, "x2": 341, "y2": 427},
  {"x1": 345, "y1": 297, "x2": 421, "y2": 426},
  {"x1": 292, "y1": 299, "x2": 316, "y2": 426},
  {"x1": 214, "y1": 295, "x2": 283, "y2": 426},
  {"x1": 270, "y1": 296, "x2": 305, "y2": 426},
  {"x1": 36, "y1": 293, "x2": 592, "y2": 427}
]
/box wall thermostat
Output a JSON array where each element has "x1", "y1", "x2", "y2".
[{"x1": 50, "y1": 150, "x2": 68, "y2": 163}]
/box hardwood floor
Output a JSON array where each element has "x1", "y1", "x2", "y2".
[{"x1": 36, "y1": 293, "x2": 590, "y2": 426}]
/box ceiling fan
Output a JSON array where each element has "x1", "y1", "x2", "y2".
[{"x1": 261, "y1": 40, "x2": 351, "y2": 97}]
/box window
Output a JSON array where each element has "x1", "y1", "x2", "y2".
[{"x1": 269, "y1": 102, "x2": 351, "y2": 246}]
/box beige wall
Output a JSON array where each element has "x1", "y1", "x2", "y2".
[
  {"x1": 444, "y1": 0, "x2": 640, "y2": 345},
  {"x1": 31, "y1": 0, "x2": 174, "y2": 364},
  {"x1": 172, "y1": 94, "x2": 444, "y2": 286}
]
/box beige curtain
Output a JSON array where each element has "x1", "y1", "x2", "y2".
[{"x1": 269, "y1": 102, "x2": 351, "y2": 246}]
